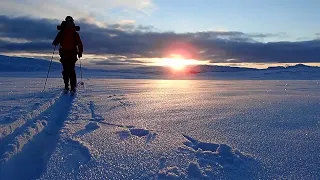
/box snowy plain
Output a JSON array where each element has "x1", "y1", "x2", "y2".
[{"x1": 0, "y1": 56, "x2": 320, "y2": 179}]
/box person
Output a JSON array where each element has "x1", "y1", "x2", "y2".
[{"x1": 52, "y1": 16, "x2": 83, "y2": 93}]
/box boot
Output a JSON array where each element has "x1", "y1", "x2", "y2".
[
  {"x1": 63, "y1": 83, "x2": 69, "y2": 94},
  {"x1": 70, "y1": 86, "x2": 76, "y2": 95},
  {"x1": 70, "y1": 70, "x2": 77, "y2": 90}
]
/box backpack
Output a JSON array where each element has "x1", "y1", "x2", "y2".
[{"x1": 58, "y1": 23, "x2": 79, "y2": 58}]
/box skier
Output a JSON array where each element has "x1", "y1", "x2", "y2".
[{"x1": 52, "y1": 16, "x2": 83, "y2": 94}]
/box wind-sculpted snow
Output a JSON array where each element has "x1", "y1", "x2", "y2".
[{"x1": 158, "y1": 135, "x2": 256, "y2": 179}]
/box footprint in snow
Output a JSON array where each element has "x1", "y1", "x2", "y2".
[
  {"x1": 73, "y1": 122, "x2": 101, "y2": 137},
  {"x1": 182, "y1": 135, "x2": 252, "y2": 167},
  {"x1": 117, "y1": 127, "x2": 157, "y2": 143},
  {"x1": 85, "y1": 122, "x2": 100, "y2": 130},
  {"x1": 64, "y1": 138, "x2": 93, "y2": 163},
  {"x1": 107, "y1": 94, "x2": 131, "y2": 106}
]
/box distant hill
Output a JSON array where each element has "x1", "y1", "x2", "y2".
[
  {"x1": 0, "y1": 55, "x2": 61, "y2": 72},
  {"x1": 0, "y1": 55, "x2": 319, "y2": 79},
  {"x1": 0, "y1": 55, "x2": 87, "y2": 72}
]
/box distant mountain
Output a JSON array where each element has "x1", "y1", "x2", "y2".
[
  {"x1": 184, "y1": 65, "x2": 257, "y2": 74},
  {"x1": 266, "y1": 66, "x2": 286, "y2": 70},
  {"x1": 129, "y1": 64, "x2": 320, "y2": 74},
  {"x1": 266, "y1": 64, "x2": 319, "y2": 71},
  {"x1": 1, "y1": 55, "x2": 320, "y2": 79}
]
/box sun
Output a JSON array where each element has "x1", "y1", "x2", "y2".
[
  {"x1": 161, "y1": 54, "x2": 189, "y2": 71},
  {"x1": 154, "y1": 53, "x2": 207, "y2": 71}
]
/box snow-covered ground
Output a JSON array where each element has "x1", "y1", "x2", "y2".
[{"x1": 0, "y1": 76, "x2": 320, "y2": 180}]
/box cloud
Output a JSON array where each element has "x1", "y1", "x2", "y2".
[
  {"x1": 1, "y1": 15, "x2": 320, "y2": 65},
  {"x1": 118, "y1": 20, "x2": 136, "y2": 25},
  {"x1": 93, "y1": 59, "x2": 146, "y2": 66},
  {"x1": 207, "y1": 40, "x2": 320, "y2": 63},
  {"x1": 0, "y1": 16, "x2": 59, "y2": 41},
  {"x1": 0, "y1": 0, "x2": 156, "y2": 23},
  {"x1": 0, "y1": 1, "x2": 85, "y2": 20}
]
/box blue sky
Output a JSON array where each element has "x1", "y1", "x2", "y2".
[
  {"x1": 0, "y1": 0, "x2": 320, "y2": 68},
  {"x1": 136, "y1": 0, "x2": 320, "y2": 41}
]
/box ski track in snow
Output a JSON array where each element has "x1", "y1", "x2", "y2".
[
  {"x1": 0, "y1": 90, "x2": 62, "y2": 159},
  {"x1": 0, "y1": 90, "x2": 75, "y2": 180},
  {"x1": 0, "y1": 90, "x2": 62, "y2": 139}
]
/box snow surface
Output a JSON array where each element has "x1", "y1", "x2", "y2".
[
  {"x1": 0, "y1": 76, "x2": 320, "y2": 179},
  {"x1": 1, "y1": 55, "x2": 320, "y2": 179}
]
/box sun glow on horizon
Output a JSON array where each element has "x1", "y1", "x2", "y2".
[{"x1": 158, "y1": 54, "x2": 204, "y2": 71}]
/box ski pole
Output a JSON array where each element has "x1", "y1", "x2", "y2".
[
  {"x1": 43, "y1": 46, "x2": 56, "y2": 91},
  {"x1": 79, "y1": 57, "x2": 84, "y2": 85}
]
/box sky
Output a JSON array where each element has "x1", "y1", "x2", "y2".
[{"x1": 0, "y1": 0, "x2": 320, "y2": 69}]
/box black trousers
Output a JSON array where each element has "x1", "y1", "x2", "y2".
[{"x1": 61, "y1": 60, "x2": 77, "y2": 89}]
